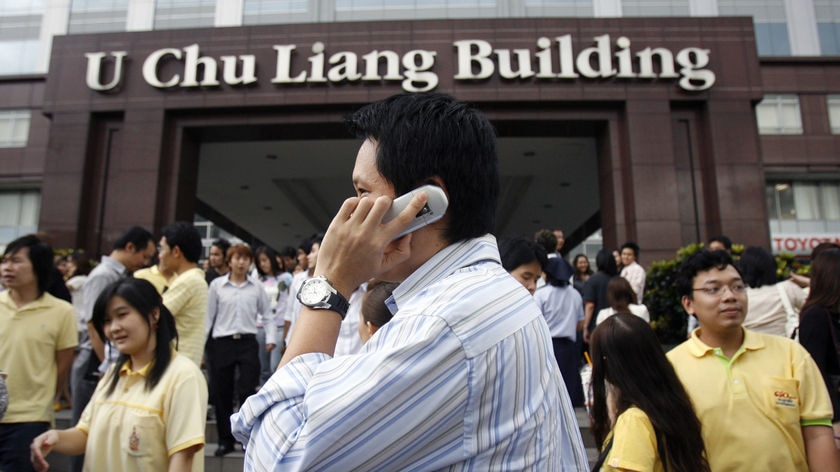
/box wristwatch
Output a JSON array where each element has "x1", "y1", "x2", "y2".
[{"x1": 296, "y1": 276, "x2": 350, "y2": 319}]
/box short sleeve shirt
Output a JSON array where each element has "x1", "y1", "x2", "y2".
[
  {"x1": 77, "y1": 354, "x2": 208, "y2": 472},
  {"x1": 601, "y1": 407, "x2": 665, "y2": 472},
  {"x1": 667, "y1": 328, "x2": 832, "y2": 471}
]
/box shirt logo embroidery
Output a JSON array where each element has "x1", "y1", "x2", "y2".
[
  {"x1": 774, "y1": 390, "x2": 798, "y2": 408},
  {"x1": 129, "y1": 427, "x2": 140, "y2": 451}
]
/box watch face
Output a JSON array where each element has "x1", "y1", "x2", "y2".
[{"x1": 299, "y1": 278, "x2": 329, "y2": 306}]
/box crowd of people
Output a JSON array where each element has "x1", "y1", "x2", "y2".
[{"x1": 0, "y1": 92, "x2": 838, "y2": 471}]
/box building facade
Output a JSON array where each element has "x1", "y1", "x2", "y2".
[{"x1": 1, "y1": 0, "x2": 839, "y2": 262}]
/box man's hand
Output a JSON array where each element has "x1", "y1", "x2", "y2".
[
  {"x1": 315, "y1": 191, "x2": 429, "y2": 297},
  {"x1": 266, "y1": 343, "x2": 276, "y2": 353}
]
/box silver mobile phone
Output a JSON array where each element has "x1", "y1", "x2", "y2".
[{"x1": 381, "y1": 185, "x2": 448, "y2": 239}]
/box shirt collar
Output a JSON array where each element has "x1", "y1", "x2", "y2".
[
  {"x1": 99, "y1": 255, "x2": 128, "y2": 275},
  {"x1": 222, "y1": 273, "x2": 256, "y2": 287},
  {"x1": 118, "y1": 359, "x2": 154, "y2": 378},
  {"x1": 390, "y1": 234, "x2": 500, "y2": 311},
  {"x1": 686, "y1": 326, "x2": 765, "y2": 357},
  {"x1": 0, "y1": 290, "x2": 57, "y2": 312}
]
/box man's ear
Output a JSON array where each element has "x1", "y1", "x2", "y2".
[
  {"x1": 425, "y1": 176, "x2": 448, "y2": 200},
  {"x1": 681, "y1": 295, "x2": 695, "y2": 316},
  {"x1": 125, "y1": 242, "x2": 136, "y2": 253}
]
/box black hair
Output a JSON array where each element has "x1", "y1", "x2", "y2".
[
  {"x1": 347, "y1": 93, "x2": 499, "y2": 243},
  {"x1": 675, "y1": 249, "x2": 738, "y2": 299},
  {"x1": 279, "y1": 246, "x2": 297, "y2": 260},
  {"x1": 708, "y1": 235, "x2": 732, "y2": 251},
  {"x1": 572, "y1": 254, "x2": 593, "y2": 278},
  {"x1": 620, "y1": 241, "x2": 640, "y2": 259},
  {"x1": 362, "y1": 280, "x2": 399, "y2": 328},
  {"x1": 161, "y1": 221, "x2": 202, "y2": 263},
  {"x1": 590, "y1": 314, "x2": 710, "y2": 472},
  {"x1": 736, "y1": 246, "x2": 777, "y2": 288},
  {"x1": 606, "y1": 276, "x2": 637, "y2": 312},
  {"x1": 498, "y1": 237, "x2": 547, "y2": 273},
  {"x1": 595, "y1": 248, "x2": 618, "y2": 276},
  {"x1": 254, "y1": 246, "x2": 281, "y2": 277},
  {"x1": 211, "y1": 238, "x2": 231, "y2": 255},
  {"x1": 533, "y1": 229, "x2": 557, "y2": 255},
  {"x1": 68, "y1": 250, "x2": 93, "y2": 277},
  {"x1": 90, "y1": 278, "x2": 178, "y2": 397},
  {"x1": 113, "y1": 226, "x2": 155, "y2": 252},
  {"x1": 2, "y1": 234, "x2": 53, "y2": 296},
  {"x1": 802, "y1": 248, "x2": 840, "y2": 314}
]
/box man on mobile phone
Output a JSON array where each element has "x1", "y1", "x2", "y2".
[{"x1": 232, "y1": 93, "x2": 588, "y2": 470}]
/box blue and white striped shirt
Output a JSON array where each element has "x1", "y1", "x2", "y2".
[{"x1": 231, "y1": 235, "x2": 588, "y2": 471}]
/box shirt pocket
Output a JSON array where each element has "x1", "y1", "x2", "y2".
[
  {"x1": 121, "y1": 412, "x2": 163, "y2": 458},
  {"x1": 761, "y1": 376, "x2": 801, "y2": 424}
]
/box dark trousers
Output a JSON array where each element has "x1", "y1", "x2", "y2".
[
  {"x1": 0, "y1": 422, "x2": 49, "y2": 472},
  {"x1": 69, "y1": 347, "x2": 99, "y2": 472},
  {"x1": 210, "y1": 334, "x2": 260, "y2": 445},
  {"x1": 553, "y1": 337, "x2": 585, "y2": 407}
]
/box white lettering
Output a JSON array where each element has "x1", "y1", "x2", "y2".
[
  {"x1": 142, "y1": 47, "x2": 182, "y2": 88},
  {"x1": 85, "y1": 51, "x2": 127, "y2": 91},
  {"x1": 90, "y1": 34, "x2": 718, "y2": 94}
]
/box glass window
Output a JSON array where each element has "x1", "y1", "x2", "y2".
[
  {"x1": 0, "y1": 190, "x2": 40, "y2": 249},
  {"x1": 815, "y1": 1, "x2": 840, "y2": 55},
  {"x1": 719, "y1": 0, "x2": 790, "y2": 56},
  {"x1": 243, "y1": 0, "x2": 309, "y2": 25},
  {"x1": 0, "y1": 1, "x2": 44, "y2": 75},
  {"x1": 755, "y1": 94, "x2": 803, "y2": 134},
  {"x1": 68, "y1": 0, "x2": 129, "y2": 34},
  {"x1": 766, "y1": 180, "x2": 840, "y2": 221},
  {"x1": 155, "y1": 0, "x2": 216, "y2": 30},
  {"x1": 523, "y1": 0, "x2": 592, "y2": 17},
  {"x1": 334, "y1": 0, "x2": 499, "y2": 21},
  {"x1": 620, "y1": 0, "x2": 689, "y2": 17},
  {"x1": 0, "y1": 110, "x2": 31, "y2": 148},
  {"x1": 828, "y1": 95, "x2": 840, "y2": 134}
]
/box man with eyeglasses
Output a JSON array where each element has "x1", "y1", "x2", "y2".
[{"x1": 667, "y1": 249, "x2": 838, "y2": 471}]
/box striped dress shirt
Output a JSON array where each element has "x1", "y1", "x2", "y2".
[{"x1": 231, "y1": 235, "x2": 588, "y2": 471}]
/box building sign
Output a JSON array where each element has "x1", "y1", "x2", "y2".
[
  {"x1": 770, "y1": 233, "x2": 840, "y2": 256},
  {"x1": 85, "y1": 34, "x2": 715, "y2": 94}
]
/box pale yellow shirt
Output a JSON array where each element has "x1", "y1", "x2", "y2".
[
  {"x1": 77, "y1": 353, "x2": 207, "y2": 472},
  {"x1": 601, "y1": 407, "x2": 665, "y2": 472},
  {"x1": 163, "y1": 268, "x2": 208, "y2": 366},
  {"x1": 667, "y1": 328, "x2": 832, "y2": 471},
  {"x1": 133, "y1": 265, "x2": 173, "y2": 295},
  {"x1": 0, "y1": 291, "x2": 77, "y2": 424}
]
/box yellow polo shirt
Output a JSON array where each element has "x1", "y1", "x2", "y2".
[
  {"x1": 667, "y1": 328, "x2": 832, "y2": 471},
  {"x1": 163, "y1": 268, "x2": 208, "y2": 366},
  {"x1": 77, "y1": 353, "x2": 207, "y2": 472},
  {"x1": 0, "y1": 291, "x2": 77, "y2": 424},
  {"x1": 601, "y1": 407, "x2": 665, "y2": 472},
  {"x1": 133, "y1": 265, "x2": 173, "y2": 295}
]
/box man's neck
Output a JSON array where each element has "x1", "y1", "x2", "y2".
[
  {"x1": 214, "y1": 266, "x2": 229, "y2": 276},
  {"x1": 175, "y1": 262, "x2": 199, "y2": 276},
  {"x1": 9, "y1": 286, "x2": 40, "y2": 308},
  {"x1": 229, "y1": 271, "x2": 247, "y2": 284},
  {"x1": 697, "y1": 327, "x2": 744, "y2": 359}
]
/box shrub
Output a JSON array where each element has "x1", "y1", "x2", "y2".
[{"x1": 645, "y1": 243, "x2": 806, "y2": 345}]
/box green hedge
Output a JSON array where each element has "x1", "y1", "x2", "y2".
[{"x1": 645, "y1": 244, "x2": 808, "y2": 344}]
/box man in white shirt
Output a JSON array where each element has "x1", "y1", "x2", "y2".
[
  {"x1": 232, "y1": 93, "x2": 587, "y2": 470},
  {"x1": 619, "y1": 241, "x2": 646, "y2": 303},
  {"x1": 206, "y1": 244, "x2": 273, "y2": 456}
]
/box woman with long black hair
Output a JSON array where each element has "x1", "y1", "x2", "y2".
[
  {"x1": 590, "y1": 313, "x2": 710, "y2": 472},
  {"x1": 31, "y1": 278, "x2": 207, "y2": 471},
  {"x1": 799, "y1": 247, "x2": 840, "y2": 448}
]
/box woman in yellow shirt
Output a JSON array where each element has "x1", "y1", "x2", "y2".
[
  {"x1": 30, "y1": 278, "x2": 207, "y2": 472},
  {"x1": 589, "y1": 313, "x2": 709, "y2": 472}
]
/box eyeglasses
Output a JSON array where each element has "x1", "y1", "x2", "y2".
[{"x1": 692, "y1": 283, "x2": 747, "y2": 297}]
